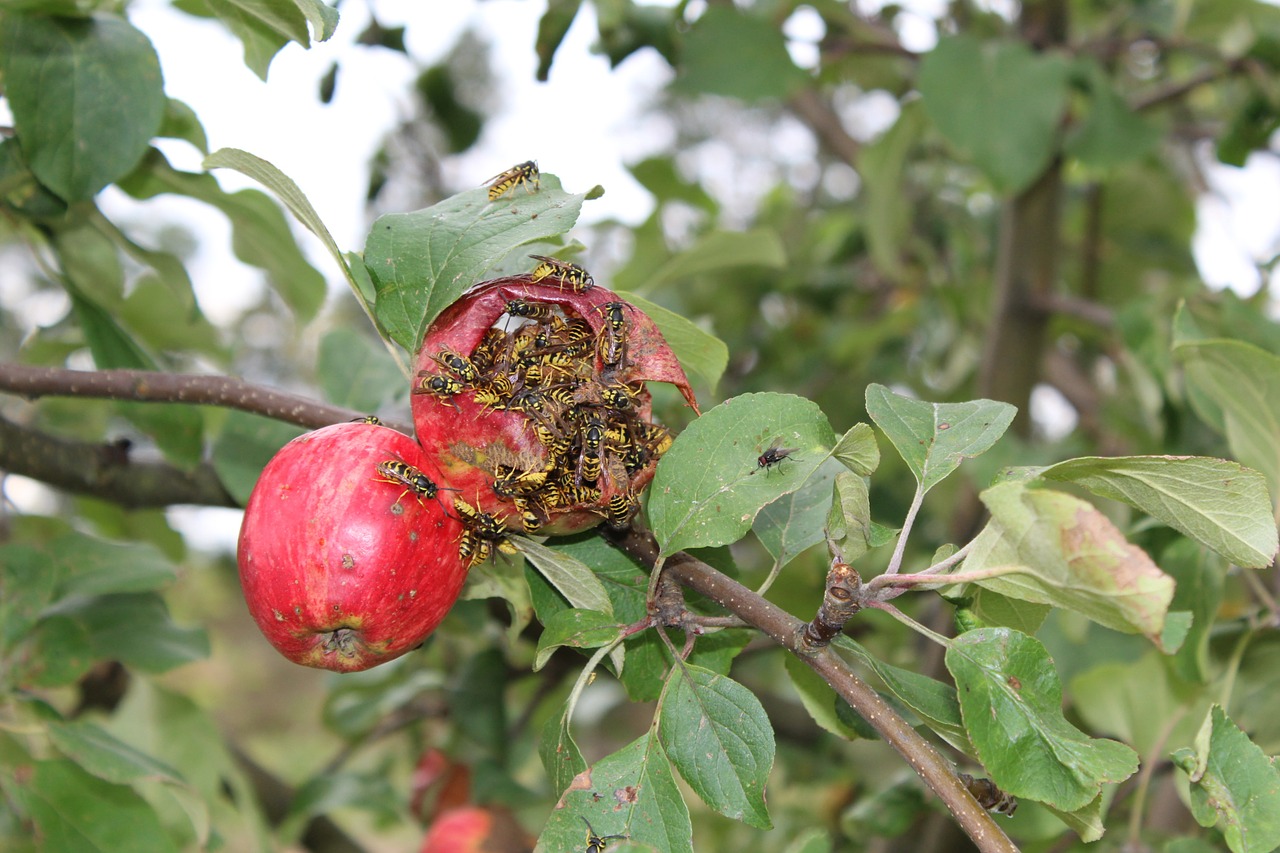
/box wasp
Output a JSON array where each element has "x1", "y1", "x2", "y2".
[
  {"x1": 581, "y1": 817, "x2": 627, "y2": 852},
  {"x1": 551, "y1": 484, "x2": 601, "y2": 508},
  {"x1": 600, "y1": 382, "x2": 641, "y2": 411},
  {"x1": 513, "y1": 494, "x2": 549, "y2": 534},
  {"x1": 577, "y1": 447, "x2": 602, "y2": 484},
  {"x1": 375, "y1": 460, "x2": 457, "y2": 509},
  {"x1": 486, "y1": 160, "x2": 539, "y2": 201},
  {"x1": 604, "y1": 491, "x2": 638, "y2": 529},
  {"x1": 351, "y1": 415, "x2": 382, "y2": 425},
  {"x1": 504, "y1": 299, "x2": 556, "y2": 322},
  {"x1": 491, "y1": 465, "x2": 549, "y2": 498},
  {"x1": 755, "y1": 437, "x2": 798, "y2": 474},
  {"x1": 470, "y1": 327, "x2": 509, "y2": 374},
  {"x1": 433, "y1": 347, "x2": 479, "y2": 384},
  {"x1": 414, "y1": 373, "x2": 463, "y2": 411},
  {"x1": 472, "y1": 374, "x2": 515, "y2": 413},
  {"x1": 529, "y1": 255, "x2": 594, "y2": 293},
  {"x1": 594, "y1": 302, "x2": 632, "y2": 367},
  {"x1": 958, "y1": 773, "x2": 1017, "y2": 817},
  {"x1": 453, "y1": 499, "x2": 518, "y2": 567}
]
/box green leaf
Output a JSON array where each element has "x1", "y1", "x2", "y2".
[
  {"x1": 204, "y1": 147, "x2": 356, "y2": 297},
  {"x1": 0, "y1": 13, "x2": 164, "y2": 201},
  {"x1": 12, "y1": 760, "x2": 179, "y2": 852},
  {"x1": 46, "y1": 531, "x2": 177, "y2": 598},
  {"x1": 197, "y1": 0, "x2": 314, "y2": 79},
  {"x1": 615, "y1": 290, "x2": 728, "y2": 392},
  {"x1": 280, "y1": 771, "x2": 399, "y2": 842},
  {"x1": 919, "y1": 35, "x2": 1069, "y2": 194},
  {"x1": 865, "y1": 384, "x2": 1016, "y2": 493},
  {"x1": 540, "y1": 733, "x2": 692, "y2": 853},
  {"x1": 964, "y1": 481, "x2": 1176, "y2": 645},
  {"x1": 534, "y1": 0, "x2": 582, "y2": 81},
  {"x1": 1039, "y1": 456, "x2": 1277, "y2": 568},
  {"x1": 1172, "y1": 705, "x2": 1280, "y2": 853},
  {"x1": 649, "y1": 393, "x2": 838, "y2": 556},
  {"x1": 672, "y1": 6, "x2": 806, "y2": 101},
  {"x1": 1162, "y1": 539, "x2": 1225, "y2": 684},
  {"x1": 861, "y1": 100, "x2": 928, "y2": 277},
  {"x1": 535, "y1": 609, "x2": 624, "y2": 671},
  {"x1": 211, "y1": 411, "x2": 305, "y2": 506},
  {"x1": 825, "y1": 472, "x2": 877, "y2": 563},
  {"x1": 784, "y1": 655, "x2": 863, "y2": 740},
  {"x1": 753, "y1": 457, "x2": 842, "y2": 569},
  {"x1": 46, "y1": 593, "x2": 209, "y2": 674},
  {"x1": 539, "y1": 708, "x2": 586, "y2": 798},
  {"x1": 21, "y1": 615, "x2": 94, "y2": 687},
  {"x1": 644, "y1": 228, "x2": 787, "y2": 288},
  {"x1": 512, "y1": 538, "x2": 614, "y2": 617},
  {"x1": 46, "y1": 720, "x2": 184, "y2": 787},
  {"x1": 316, "y1": 328, "x2": 403, "y2": 412},
  {"x1": 321, "y1": 662, "x2": 444, "y2": 740},
  {"x1": 363, "y1": 174, "x2": 591, "y2": 354},
  {"x1": 1065, "y1": 59, "x2": 1161, "y2": 169},
  {"x1": 0, "y1": 545, "x2": 59, "y2": 651},
  {"x1": 120, "y1": 148, "x2": 327, "y2": 322},
  {"x1": 832, "y1": 423, "x2": 879, "y2": 476},
  {"x1": 1174, "y1": 339, "x2": 1280, "y2": 498},
  {"x1": 833, "y1": 636, "x2": 971, "y2": 753},
  {"x1": 1070, "y1": 653, "x2": 1200, "y2": 758},
  {"x1": 658, "y1": 664, "x2": 774, "y2": 828},
  {"x1": 945, "y1": 628, "x2": 1139, "y2": 812},
  {"x1": 449, "y1": 648, "x2": 508, "y2": 759}
]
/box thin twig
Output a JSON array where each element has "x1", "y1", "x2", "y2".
[{"x1": 884, "y1": 483, "x2": 925, "y2": 575}]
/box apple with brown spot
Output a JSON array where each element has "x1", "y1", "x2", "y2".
[{"x1": 237, "y1": 421, "x2": 467, "y2": 672}]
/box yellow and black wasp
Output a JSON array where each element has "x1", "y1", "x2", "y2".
[
  {"x1": 486, "y1": 160, "x2": 539, "y2": 201},
  {"x1": 529, "y1": 255, "x2": 594, "y2": 292},
  {"x1": 470, "y1": 327, "x2": 509, "y2": 374},
  {"x1": 350, "y1": 415, "x2": 382, "y2": 425},
  {"x1": 958, "y1": 773, "x2": 1018, "y2": 816},
  {"x1": 413, "y1": 373, "x2": 463, "y2": 411},
  {"x1": 581, "y1": 817, "x2": 627, "y2": 852},
  {"x1": 594, "y1": 301, "x2": 632, "y2": 368},
  {"x1": 374, "y1": 460, "x2": 457, "y2": 511},
  {"x1": 432, "y1": 347, "x2": 480, "y2": 384},
  {"x1": 604, "y1": 491, "x2": 638, "y2": 529},
  {"x1": 504, "y1": 298, "x2": 556, "y2": 322},
  {"x1": 453, "y1": 498, "x2": 518, "y2": 568}
]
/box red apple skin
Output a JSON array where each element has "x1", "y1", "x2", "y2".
[
  {"x1": 237, "y1": 422, "x2": 467, "y2": 672},
  {"x1": 412, "y1": 276, "x2": 698, "y2": 535}
]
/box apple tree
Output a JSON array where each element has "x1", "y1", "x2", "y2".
[{"x1": 2, "y1": 1, "x2": 1280, "y2": 852}]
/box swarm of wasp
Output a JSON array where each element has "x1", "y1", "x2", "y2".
[{"x1": 409, "y1": 271, "x2": 699, "y2": 562}]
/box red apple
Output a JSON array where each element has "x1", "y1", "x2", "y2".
[
  {"x1": 420, "y1": 806, "x2": 533, "y2": 853},
  {"x1": 237, "y1": 422, "x2": 467, "y2": 672},
  {"x1": 411, "y1": 275, "x2": 697, "y2": 539}
]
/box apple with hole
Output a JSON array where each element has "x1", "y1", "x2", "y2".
[{"x1": 237, "y1": 421, "x2": 467, "y2": 672}]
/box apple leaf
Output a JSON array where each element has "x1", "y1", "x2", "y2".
[
  {"x1": 649, "y1": 393, "x2": 837, "y2": 556},
  {"x1": 1040, "y1": 456, "x2": 1277, "y2": 569},
  {"x1": 1172, "y1": 705, "x2": 1280, "y2": 853},
  {"x1": 512, "y1": 539, "x2": 613, "y2": 617},
  {"x1": 962, "y1": 481, "x2": 1175, "y2": 646},
  {"x1": 363, "y1": 174, "x2": 591, "y2": 354},
  {"x1": 534, "y1": 609, "x2": 624, "y2": 671},
  {"x1": 833, "y1": 423, "x2": 880, "y2": 476},
  {"x1": 753, "y1": 458, "x2": 843, "y2": 569},
  {"x1": 539, "y1": 709, "x2": 586, "y2": 799},
  {"x1": 865, "y1": 384, "x2": 1016, "y2": 493},
  {"x1": 945, "y1": 628, "x2": 1139, "y2": 812},
  {"x1": 658, "y1": 664, "x2": 773, "y2": 828},
  {"x1": 540, "y1": 733, "x2": 692, "y2": 853}
]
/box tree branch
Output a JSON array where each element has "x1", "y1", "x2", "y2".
[
  {"x1": 0, "y1": 363, "x2": 407, "y2": 433},
  {"x1": 604, "y1": 527, "x2": 1019, "y2": 853},
  {"x1": 0, "y1": 412, "x2": 239, "y2": 508}
]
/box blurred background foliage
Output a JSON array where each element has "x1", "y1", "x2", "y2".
[{"x1": 3, "y1": 0, "x2": 1280, "y2": 851}]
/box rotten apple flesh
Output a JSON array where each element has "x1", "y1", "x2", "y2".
[
  {"x1": 237, "y1": 422, "x2": 468, "y2": 672},
  {"x1": 410, "y1": 275, "x2": 698, "y2": 543}
]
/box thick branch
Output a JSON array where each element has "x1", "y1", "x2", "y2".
[
  {"x1": 0, "y1": 363, "x2": 406, "y2": 433},
  {"x1": 0, "y1": 413, "x2": 238, "y2": 508},
  {"x1": 787, "y1": 89, "x2": 861, "y2": 165},
  {"x1": 606, "y1": 528, "x2": 1018, "y2": 853}
]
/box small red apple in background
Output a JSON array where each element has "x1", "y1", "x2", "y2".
[
  {"x1": 237, "y1": 422, "x2": 468, "y2": 672},
  {"x1": 412, "y1": 276, "x2": 697, "y2": 538},
  {"x1": 420, "y1": 806, "x2": 533, "y2": 853}
]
